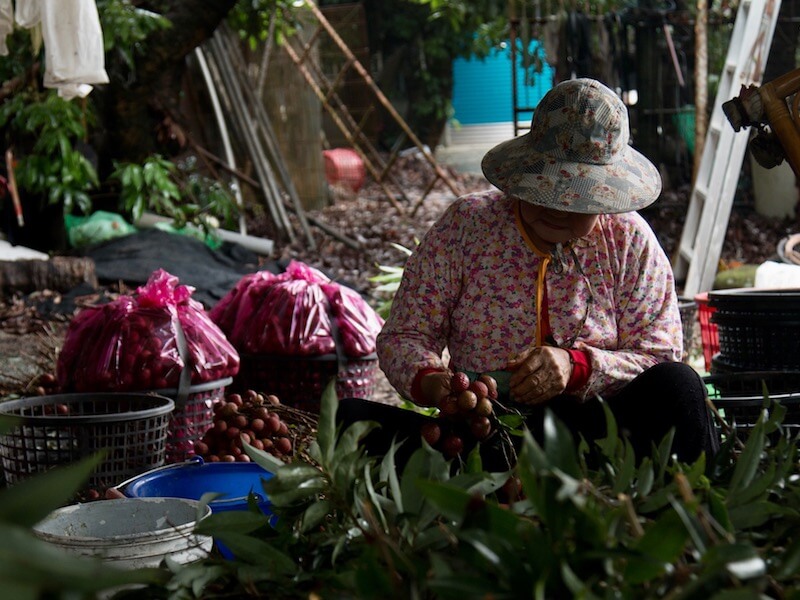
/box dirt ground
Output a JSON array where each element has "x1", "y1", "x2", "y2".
[{"x1": 0, "y1": 154, "x2": 796, "y2": 401}]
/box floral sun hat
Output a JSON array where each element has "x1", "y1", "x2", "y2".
[{"x1": 481, "y1": 78, "x2": 662, "y2": 214}]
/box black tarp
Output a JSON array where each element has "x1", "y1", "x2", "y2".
[{"x1": 82, "y1": 229, "x2": 272, "y2": 308}]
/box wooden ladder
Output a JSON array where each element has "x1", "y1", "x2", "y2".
[{"x1": 671, "y1": 0, "x2": 781, "y2": 297}]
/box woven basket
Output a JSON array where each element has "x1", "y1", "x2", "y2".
[
  {"x1": 704, "y1": 371, "x2": 800, "y2": 442},
  {"x1": 0, "y1": 393, "x2": 174, "y2": 493},
  {"x1": 234, "y1": 354, "x2": 379, "y2": 413},
  {"x1": 152, "y1": 378, "x2": 231, "y2": 464}
]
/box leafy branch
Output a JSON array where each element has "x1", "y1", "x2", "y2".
[
  {"x1": 111, "y1": 154, "x2": 239, "y2": 238},
  {"x1": 165, "y1": 380, "x2": 800, "y2": 598},
  {"x1": 0, "y1": 92, "x2": 98, "y2": 215}
]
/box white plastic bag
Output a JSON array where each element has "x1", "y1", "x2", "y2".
[
  {"x1": 40, "y1": 0, "x2": 109, "y2": 99},
  {"x1": 0, "y1": 0, "x2": 12, "y2": 56},
  {"x1": 13, "y1": 0, "x2": 39, "y2": 28},
  {"x1": 14, "y1": 0, "x2": 109, "y2": 99},
  {"x1": 754, "y1": 261, "x2": 800, "y2": 289}
]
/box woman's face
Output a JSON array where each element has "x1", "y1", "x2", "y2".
[{"x1": 518, "y1": 202, "x2": 599, "y2": 250}]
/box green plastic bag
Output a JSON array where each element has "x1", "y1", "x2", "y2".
[{"x1": 65, "y1": 211, "x2": 137, "y2": 249}]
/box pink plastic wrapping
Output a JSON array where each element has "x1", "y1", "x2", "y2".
[
  {"x1": 321, "y1": 283, "x2": 386, "y2": 357},
  {"x1": 210, "y1": 260, "x2": 384, "y2": 357},
  {"x1": 245, "y1": 278, "x2": 335, "y2": 355},
  {"x1": 56, "y1": 269, "x2": 239, "y2": 392},
  {"x1": 208, "y1": 270, "x2": 276, "y2": 336}
]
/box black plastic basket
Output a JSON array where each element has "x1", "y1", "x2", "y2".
[
  {"x1": 234, "y1": 353, "x2": 379, "y2": 413},
  {"x1": 0, "y1": 393, "x2": 174, "y2": 492},
  {"x1": 703, "y1": 371, "x2": 800, "y2": 440},
  {"x1": 709, "y1": 288, "x2": 800, "y2": 371}
]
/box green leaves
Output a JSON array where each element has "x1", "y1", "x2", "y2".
[
  {"x1": 97, "y1": 0, "x2": 171, "y2": 69},
  {"x1": 111, "y1": 154, "x2": 239, "y2": 238},
  {"x1": 624, "y1": 510, "x2": 690, "y2": 584},
  {"x1": 4, "y1": 91, "x2": 100, "y2": 215},
  {"x1": 0, "y1": 453, "x2": 104, "y2": 527},
  {"x1": 112, "y1": 155, "x2": 180, "y2": 225},
  {"x1": 114, "y1": 373, "x2": 800, "y2": 598},
  {"x1": 369, "y1": 242, "x2": 416, "y2": 319},
  {"x1": 315, "y1": 378, "x2": 338, "y2": 465}
]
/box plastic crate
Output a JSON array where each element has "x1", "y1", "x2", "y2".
[
  {"x1": 694, "y1": 292, "x2": 719, "y2": 372},
  {"x1": 704, "y1": 371, "x2": 800, "y2": 441},
  {"x1": 323, "y1": 148, "x2": 366, "y2": 192},
  {"x1": 234, "y1": 353, "x2": 379, "y2": 413},
  {"x1": 0, "y1": 393, "x2": 174, "y2": 493},
  {"x1": 153, "y1": 378, "x2": 231, "y2": 464}
]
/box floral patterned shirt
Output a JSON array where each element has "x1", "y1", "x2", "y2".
[{"x1": 377, "y1": 190, "x2": 682, "y2": 401}]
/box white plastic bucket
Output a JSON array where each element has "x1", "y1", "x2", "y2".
[{"x1": 33, "y1": 498, "x2": 212, "y2": 569}]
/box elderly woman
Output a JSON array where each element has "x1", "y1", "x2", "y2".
[{"x1": 341, "y1": 78, "x2": 718, "y2": 466}]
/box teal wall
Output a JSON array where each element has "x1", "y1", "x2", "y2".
[{"x1": 452, "y1": 41, "x2": 554, "y2": 125}]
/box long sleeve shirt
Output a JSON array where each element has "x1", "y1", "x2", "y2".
[{"x1": 377, "y1": 190, "x2": 682, "y2": 402}]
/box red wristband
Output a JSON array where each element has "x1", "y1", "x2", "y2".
[{"x1": 565, "y1": 349, "x2": 591, "y2": 392}]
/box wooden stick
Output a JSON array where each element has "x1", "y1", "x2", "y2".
[{"x1": 4, "y1": 149, "x2": 24, "y2": 227}]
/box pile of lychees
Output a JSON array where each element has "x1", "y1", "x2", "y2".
[
  {"x1": 194, "y1": 389, "x2": 293, "y2": 462},
  {"x1": 420, "y1": 372, "x2": 499, "y2": 458}
]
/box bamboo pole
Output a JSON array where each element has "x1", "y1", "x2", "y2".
[
  {"x1": 693, "y1": 0, "x2": 708, "y2": 184},
  {"x1": 301, "y1": 0, "x2": 461, "y2": 198},
  {"x1": 281, "y1": 39, "x2": 407, "y2": 213},
  {"x1": 215, "y1": 26, "x2": 316, "y2": 247},
  {"x1": 206, "y1": 34, "x2": 297, "y2": 244},
  {"x1": 190, "y1": 142, "x2": 361, "y2": 250}
]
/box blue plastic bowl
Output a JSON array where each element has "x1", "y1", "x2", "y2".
[
  {"x1": 120, "y1": 458, "x2": 274, "y2": 512},
  {"x1": 118, "y1": 458, "x2": 275, "y2": 558}
]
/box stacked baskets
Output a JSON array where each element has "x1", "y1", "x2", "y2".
[
  {"x1": 704, "y1": 371, "x2": 800, "y2": 443},
  {"x1": 702, "y1": 288, "x2": 800, "y2": 442},
  {"x1": 0, "y1": 393, "x2": 174, "y2": 495},
  {"x1": 55, "y1": 270, "x2": 240, "y2": 464},
  {"x1": 694, "y1": 292, "x2": 719, "y2": 373}
]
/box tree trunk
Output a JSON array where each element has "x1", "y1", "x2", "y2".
[
  {"x1": 94, "y1": 0, "x2": 237, "y2": 172},
  {"x1": 407, "y1": 55, "x2": 452, "y2": 149},
  {"x1": 0, "y1": 257, "x2": 97, "y2": 297}
]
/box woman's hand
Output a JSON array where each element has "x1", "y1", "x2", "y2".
[
  {"x1": 507, "y1": 347, "x2": 572, "y2": 405},
  {"x1": 419, "y1": 370, "x2": 454, "y2": 407}
]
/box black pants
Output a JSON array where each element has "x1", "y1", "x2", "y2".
[{"x1": 336, "y1": 362, "x2": 719, "y2": 471}]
